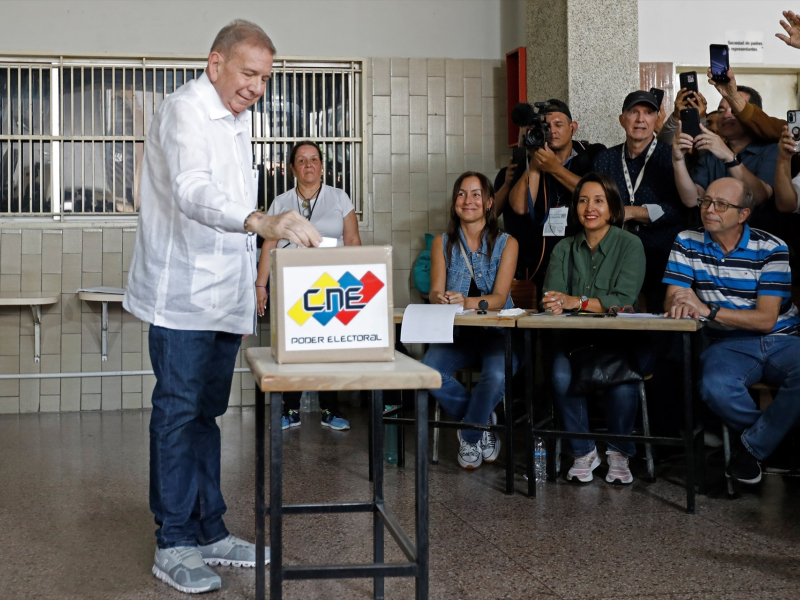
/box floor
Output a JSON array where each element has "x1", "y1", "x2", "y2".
[{"x1": 1, "y1": 406, "x2": 800, "y2": 600}]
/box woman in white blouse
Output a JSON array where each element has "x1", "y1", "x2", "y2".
[{"x1": 255, "y1": 140, "x2": 361, "y2": 431}]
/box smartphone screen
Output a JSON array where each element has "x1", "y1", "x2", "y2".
[
  {"x1": 680, "y1": 108, "x2": 701, "y2": 138},
  {"x1": 788, "y1": 111, "x2": 800, "y2": 152},
  {"x1": 679, "y1": 71, "x2": 699, "y2": 94},
  {"x1": 650, "y1": 88, "x2": 665, "y2": 110},
  {"x1": 710, "y1": 44, "x2": 730, "y2": 82}
]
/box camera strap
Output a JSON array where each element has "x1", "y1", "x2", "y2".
[{"x1": 620, "y1": 137, "x2": 657, "y2": 205}]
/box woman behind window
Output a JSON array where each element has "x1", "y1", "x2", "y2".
[
  {"x1": 541, "y1": 172, "x2": 653, "y2": 485},
  {"x1": 422, "y1": 171, "x2": 519, "y2": 470},
  {"x1": 255, "y1": 140, "x2": 361, "y2": 431}
]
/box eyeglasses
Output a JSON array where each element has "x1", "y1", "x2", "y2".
[
  {"x1": 608, "y1": 305, "x2": 635, "y2": 315},
  {"x1": 698, "y1": 199, "x2": 746, "y2": 213}
]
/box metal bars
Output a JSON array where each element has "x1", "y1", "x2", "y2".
[{"x1": 0, "y1": 57, "x2": 363, "y2": 219}]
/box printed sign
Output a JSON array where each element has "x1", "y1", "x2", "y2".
[
  {"x1": 725, "y1": 31, "x2": 764, "y2": 64},
  {"x1": 282, "y1": 264, "x2": 390, "y2": 352}
]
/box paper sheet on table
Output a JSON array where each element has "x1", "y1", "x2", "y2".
[
  {"x1": 319, "y1": 237, "x2": 338, "y2": 248},
  {"x1": 401, "y1": 304, "x2": 462, "y2": 344},
  {"x1": 615, "y1": 313, "x2": 665, "y2": 318},
  {"x1": 498, "y1": 308, "x2": 526, "y2": 316}
]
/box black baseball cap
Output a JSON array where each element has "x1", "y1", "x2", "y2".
[
  {"x1": 622, "y1": 91, "x2": 659, "y2": 113},
  {"x1": 542, "y1": 99, "x2": 572, "y2": 121}
]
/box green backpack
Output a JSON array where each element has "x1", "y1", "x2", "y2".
[{"x1": 413, "y1": 233, "x2": 435, "y2": 295}]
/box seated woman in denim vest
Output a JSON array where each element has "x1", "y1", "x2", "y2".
[
  {"x1": 422, "y1": 171, "x2": 519, "y2": 470},
  {"x1": 541, "y1": 172, "x2": 653, "y2": 485}
]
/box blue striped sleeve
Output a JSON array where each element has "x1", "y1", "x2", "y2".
[{"x1": 662, "y1": 234, "x2": 694, "y2": 288}]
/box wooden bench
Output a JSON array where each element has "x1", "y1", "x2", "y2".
[
  {"x1": 77, "y1": 287, "x2": 126, "y2": 361},
  {"x1": 0, "y1": 292, "x2": 60, "y2": 363}
]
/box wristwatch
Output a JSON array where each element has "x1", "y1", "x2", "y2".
[
  {"x1": 706, "y1": 302, "x2": 721, "y2": 321},
  {"x1": 723, "y1": 153, "x2": 742, "y2": 170},
  {"x1": 579, "y1": 295, "x2": 589, "y2": 311}
]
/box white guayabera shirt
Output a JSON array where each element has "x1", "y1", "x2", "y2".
[{"x1": 124, "y1": 73, "x2": 259, "y2": 335}]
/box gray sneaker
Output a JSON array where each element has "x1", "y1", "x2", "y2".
[
  {"x1": 152, "y1": 546, "x2": 221, "y2": 594},
  {"x1": 197, "y1": 534, "x2": 270, "y2": 568}
]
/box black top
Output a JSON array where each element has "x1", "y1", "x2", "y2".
[
  {"x1": 495, "y1": 140, "x2": 605, "y2": 286},
  {"x1": 467, "y1": 277, "x2": 481, "y2": 298},
  {"x1": 592, "y1": 141, "x2": 686, "y2": 264}
]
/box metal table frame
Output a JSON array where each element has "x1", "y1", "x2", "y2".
[
  {"x1": 254, "y1": 386, "x2": 431, "y2": 600},
  {"x1": 380, "y1": 328, "x2": 517, "y2": 494},
  {"x1": 520, "y1": 319, "x2": 706, "y2": 513}
]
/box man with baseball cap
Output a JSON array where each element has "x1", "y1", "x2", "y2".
[
  {"x1": 593, "y1": 90, "x2": 686, "y2": 313},
  {"x1": 496, "y1": 99, "x2": 605, "y2": 297}
]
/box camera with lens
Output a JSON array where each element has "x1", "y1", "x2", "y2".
[{"x1": 511, "y1": 101, "x2": 552, "y2": 148}]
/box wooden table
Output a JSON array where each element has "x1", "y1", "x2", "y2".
[
  {"x1": 77, "y1": 287, "x2": 125, "y2": 361},
  {"x1": 517, "y1": 314, "x2": 705, "y2": 513},
  {"x1": 0, "y1": 292, "x2": 60, "y2": 363},
  {"x1": 392, "y1": 307, "x2": 530, "y2": 494},
  {"x1": 245, "y1": 348, "x2": 441, "y2": 600}
]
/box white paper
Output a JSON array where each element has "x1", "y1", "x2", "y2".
[
  {"x1": 543, "y1": 207, "x2": 569, "y2": 237},
  {"x1": 498, "y1": 308, "x2": 526, "y2": 316},
  {"x1": 726, "y1": 31, "x2": 764, "y2": 64},
  {"x1": 77, "y1": 286, "x2": 125, "y2": 295},
  {"x1": 319, "y1": 237, "x2": 338, "y2": 248},
  {"x1": 400, "y1": 304, "x2": 461, "y2": 344}
]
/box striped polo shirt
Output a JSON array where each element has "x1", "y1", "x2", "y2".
[{"x1": 662, "y1": 226, "x2": 800, "y2": 337}]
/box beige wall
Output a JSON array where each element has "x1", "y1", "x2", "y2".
[{"x1": 0, "y1": 57, "x2": 508, "y2": 414}]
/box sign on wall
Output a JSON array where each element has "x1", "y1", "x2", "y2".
[{"x1": 725, "y1": 31, "x2": 764, "y2": 64}]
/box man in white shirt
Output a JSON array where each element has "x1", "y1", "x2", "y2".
[{"x1": 124, "y1": 20, "x2": 320, "y2": 594}]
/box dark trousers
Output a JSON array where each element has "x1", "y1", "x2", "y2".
[{"x1": 148, "y1": 325, "x2": 241, "y2": 549}]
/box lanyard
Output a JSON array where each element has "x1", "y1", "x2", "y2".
[
  {"x1": 621, "y1": 138, "x2": 657, "y2": 205},
  {"x1": 296, "y1": 184, "x2": 322, "y2": 221},
  {"x1": 282, "y1": 185, "x2": 322, "y2": 248},
  {"x1": 527, "y1": 156, "x2": 574, "y2": 226}
]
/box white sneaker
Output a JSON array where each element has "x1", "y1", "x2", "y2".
[
  {"x1": 457, "y1": 430, "x2": 483, "y2": 469},
  {"x1": 605, "y1": 450, "x2": 634, "y2": 485},
  {"x1": 152, "y1": 546, "x2": 221, "y2": 594},
  {"x1": 197, "y1": 534, "x2": 270, "y2": 568},
  {"x1": 566, "y1": 448, "x2": 600, "y2": 483},
  {"x1": 480, "y1": 411, "x2": 501, "y2": 462}
]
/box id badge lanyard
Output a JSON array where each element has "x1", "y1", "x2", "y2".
[
  {"x1": 526, "y1": 157, "x2": 574, "y2": 227},
  {"x1": 621, "y1": 138, "x2": 657, "y2": 206}
]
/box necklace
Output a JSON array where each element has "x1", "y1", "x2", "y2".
[{"x1": 296, "y1": 184, "x2": 322, "y2": 221}]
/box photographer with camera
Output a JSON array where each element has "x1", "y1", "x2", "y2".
[
  {"x1": 493, "y1": 99, "x2": 604, "y2": 299},
  {"x1": 593, "y1": 91, "x2": 685, "y2": 313}
]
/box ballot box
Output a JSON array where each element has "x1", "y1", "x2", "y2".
[{"x1": 269, "y1": 246, "x2": 395, "y2": 364}]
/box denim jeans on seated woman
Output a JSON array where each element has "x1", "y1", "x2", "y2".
[
  {"x1": 551, "y1": 330, "x2": 655, "y2": 457},
  {"x1": 149, "y1": 325, "x2": 241, "y2": 549},
  {"x1": 422, "y1": 327, "x2": 519, "y2": 444}
]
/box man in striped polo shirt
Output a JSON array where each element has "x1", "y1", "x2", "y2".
[{"x1": 663, "y1": 177, "x2": 800, "y2": 484}]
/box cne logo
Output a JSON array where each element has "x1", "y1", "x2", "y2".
[{"x1": 288, "y1": 271, "x2": 384, "y2": 326}]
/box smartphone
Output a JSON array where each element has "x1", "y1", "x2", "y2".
[
  {"x1": 710, "y1": 44, "x2": 730, "y2": 83},
  {"x1": 650, "y1": 88, "x2": 665, "y2": 110},
  {"x1": 679, "y1": 71, "x2": 699, "y2": 94},
  {"x1": 680, "y1": 108, "x2": 702, "y2": 138},
  {"x1": 787, "y1": 110, "x2": 800, "y2": 152}
]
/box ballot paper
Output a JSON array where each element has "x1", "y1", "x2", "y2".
[
  {"x1": 401, "y1": 304, "x2": 462, "y2": 344},
  {"x1": 319, "y1": 237, "x2": 338, "y2": 248}
]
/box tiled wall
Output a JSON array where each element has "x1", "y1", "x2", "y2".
[
  {"x1": 365, "y1": 58, "x2": 508, "y2": 306},
  {"x1": 0, "y1": 57, "x2": 508, "y2": 414}
]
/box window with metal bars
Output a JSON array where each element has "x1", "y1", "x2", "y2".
[{"x1": 0, "y1": 57, "x2": 364, "y2": 219}]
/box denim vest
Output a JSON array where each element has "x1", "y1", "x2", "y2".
[{"x1": 442, "y1": 228, "x2": 513, "y2": 309}]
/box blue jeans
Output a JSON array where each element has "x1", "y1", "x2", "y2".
[
  {"x1": 422, "y1": 328, "x2": 518, "y2": 444},
  {"x1": 551, "y1": 332, "x2": 655, "y2": 457},
  {"x1": 149, "y1": 325, "x2": 241, "y2": 549},
  {"x1": 700, "y1": 333, "x2": 800, "y2": 461}
]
